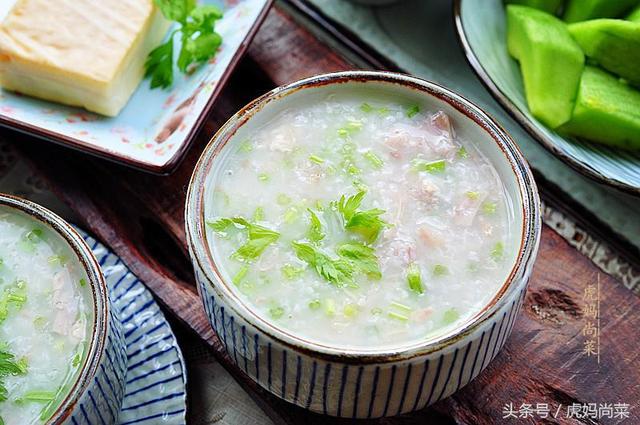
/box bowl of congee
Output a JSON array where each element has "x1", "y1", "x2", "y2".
[
  {"x1": 0, "y1": 194, "x2": 126, "y2": 424},
  {"x1": 186, "y1": 71, "x2": 541, "y2": 417}
]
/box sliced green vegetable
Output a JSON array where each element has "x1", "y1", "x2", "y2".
[
  {"x1": 269, "y1": 306, "x2": 284, "y2": 319},
  {"x1": 258, "y1": 173, "x2": 270, "y2": 182},
  {"x1": 207, "y1": 217, "x2": 280, "y2": 262},
  {"x1": 456, "y1": 146, "x2": 469, "y2": 159},
  {"x1": 406, "y1": 105, "x2": 421, "y2": 118},
  {"x1": 282, "y1": 264, "x2": 305, "y2": 280},
  {"x1": 491, "y1": 242, "x2": 505, "y2": 261},
  {"x1": 412, "y1": 158, "x2": 446, "y2": 174},
  {"x1": 563, "y1": 0, "x2": 638, "y2": 23},
  {"x1": 291, "y1": 242, "x2": 356, "y2": 288},
  {"x1": 559, "y1": 66, "x2": 640, "y2": 149},
  {"x1": 309, "y1": 154, "x2": 325, "y2": 164},
  {"x1": 308, "y1": 299, "x2": 321, "y2": 310},
  {"x1": 343, "y1": 304, "x2": 359, "y2": 318},
  {"x1": 363, "y1": 151, "x2": 384, "y2": 169},
  {"x1": 307, "y1": 210, "x2": 325, "y2": 244},
  {"x1": 505, "y1": 0, "x2": 563, "y2": 14},
  {"x1": 568, "y1": 19, "x2": 640, "y2": 86},
  {"x1": 482, "y1": 201, "x2": 497, "y2": 215},
  {"x1": 433, "y1": 264, "x2": 449, "y2": 276},
  {"x1": 388, "y1": 311, "x2": 409, "y2": 322},
  {"x1": 232, "y1": 265, "x2": 249, "y2": 286},
  {"x1": 336, "y1": 242, "x2": 382, "y2": 280},
  {"x1": 442, "y1": 308, "x2": 460, "y2": 325},
  {"x1": 334, "y1": 191, "x2": 388, "y2": 243},
  {"x1": 507, "y1": 5, "x2": 584, "y2": 128},
  {"x1": 390, "y1": 301, "x2": 412, "y2": 313},
  {"x1": 406, "y1": 263, "x2": 424, "y2": 294}
]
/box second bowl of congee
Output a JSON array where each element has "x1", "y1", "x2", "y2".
[
  {"x1": 187, "y1": 71, "x2": 541, "y2": 417},
  {"x1": 0, "y1": 194, "x2": 126, "y2": 424}
]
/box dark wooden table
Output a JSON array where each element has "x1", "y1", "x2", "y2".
[{"x1": 10, "y1": 3, "x2": 640, "y2": 424}]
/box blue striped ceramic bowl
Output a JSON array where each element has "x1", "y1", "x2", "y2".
[
  {"x1": 185, "y1": 71, "x2": 542, "y2": 418},
  {"x1": 0, "y1": 195, "x2": 127, "y2": 424}
]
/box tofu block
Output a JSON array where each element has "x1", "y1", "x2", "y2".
[
  {"x1": 507, "y1": 5, "x2": 584, "y2": 128},
  {"x1": 569, "y1": 19, "x2": 640, "y2": 86},
  {"x1": 560, "y1": 66, "x2": 640, "y2": 150},
  {"x1": 0, "y1": 0, "x2": 171, "y2": 116}
]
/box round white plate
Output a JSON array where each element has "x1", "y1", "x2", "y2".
[{"x1": 80, "y1": 230, "x2": 187, "y2": 425}]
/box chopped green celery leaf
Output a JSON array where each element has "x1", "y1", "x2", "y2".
[
  {"x1": 352, "y1": 179, "x2": 368, "y2": 192},
  {"x1": 232, "y1": 265, "x2": 249, "y2": 285},
  {"x1": 360, "y1": 102, "x2": 373, "y2": 113},
  {"x1": 277, "y1": 194, "x2": 292, "y2": 205},
  {"x1": 442, "y1": 308, "x2": 460, "y2": 325},
  {"x1": 325, "y1": 299, "x2": 336, "y2": 316},
  {"x1": 238, "y1": 139, "x2": 253, "y2": 153},
  {"x1": 258, "y1": 173, "x2": 269, "y2": 182},
  {"x1": 309, "y1": 154, "x2": 325, "y2": 164},
  {"x1": 457, "y1": 147, "x2": 468, "y2": 159},
  {"x1": 291, "y1": 242, "x2": 356, "y2": 288},
  {"x1": 0, "y1": 348, "x2": 27, "y2": 376},
  {"x1": 24, "y1": 228, "x2": 43, "y2": 244},
  {"x1": 307, "y1": 210, "x2": 325, "y2": 244},
  {"x1": 19, "y1": 391, "x2": 56, "y2": 402},
  {"x1": 406, "y1": 105, "x2": 420, "y2": 118},
  {"x1": 282, "y1": 264, "x2": 305, "y2": 280},
  {"x1": 47, "y1": 255, "x2": 68, "y2": 266},
  {"x1": 335, "y1": 191, "x2": 366, "y2": 221},
  {"x1": 269, "y1": 306, "x2": 284, "y2": 319},
  {"x1": 283, "y1": 207, "x2": 300, "y2": 224},
  {"x1": 388, "y1": 311, "x2": 409, "y2": 322},
  {"x1": 390, "y1": 301, "x2": 412, "y2": 313},
  {"x1": 33, "y1": 316, "x2": 46, "y2": 329},
  {"x1": 482, "y1": 201, "x2": 497, "y2": 215},
  {"x1": 406, "y1": 263, "x2": 423, "y2": 294},
  {"x1": 363, "y1": 151, "x2": 384, "y2": 169},
  {"x1": 433, "y1": 264, "x2": 448, "y2": 276},
  {"x1": 466, "y1": 191, "x2": 480, "y2": 200},
  {"x1": 343, "y1": 303, "x2": 359, "y2": 318},
  {"x1": 253, "y1": 207, "x2": 265, "y2": 222},
  {"x1": 412, "y1": 158, "x2": 446, "y2": 174},
  {"x1": 208, "y1": 216, "x2": 279, "y2": 262},
  {"x1": 490, "y1": 242, "x2": 504, "y2": 261},
  {"x1": 336, "y1": 242, "x2": 382, "y2": 280},
  {"x1": 79, "y1": 278, "x2": 87, "y2": 287},
  {"x1": 345, "y1": 209, "x2": 387, "y2": 243},
  {"x1": 308, "y1": 299, "x2": 321, "y2": 310}
]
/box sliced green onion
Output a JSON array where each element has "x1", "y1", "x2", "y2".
[
  {"x1": 343, "y1": 304, "x2": 359, "y2": 318},
  {"x1": 282, "y1": 264, "x2": 305, "y2": 280},
  {"x1": 442, "y1": 308, "x2": 460, "y2": 325},
  {"x1": 363, "y1": 151, "x2": 384, "y2": 169},
  {"x1": 482, "y1": 201, "x2": 497, "y2": 215},
  {"x1": 466, "y1": 191, "x2": 480, "y2": 200},
  {"x1": 269, "y1": 306, "x2": 284, "y2": 319},
  {"x1": 360, "y1": 102, "x2": 373, "y2": 113},
  {"x1": 238, "y1": 139, "x2": 254, "y2": 153},
  {"x1": 309, "y1": 154, "x2": 325, "y2": 164},
  {"x1": 457, "y1": 147, "x2": 468, "y2": 159},
  {"x1": 258, "y1": 173, "x2": 270, "y2": 182},
  {"x1": 390, "y1": 301, "x2": 412, "y2": 313},
  {"x1": 308, "y1": 299, "x2": 321, "y2": 310},
  {"x1": 232, "y1": 265, "x2": 249, "y2": 286},
  {"x1": 490, "y1": 242, "x2": 504, "y2": 261},
  {"x1": 388, "y1": 311, "x2": 409, "y2": 322},
  {"x1": 406, "y1": 105, "x2": 420, "y2": 118},
  {"x1": 433, "y1": 264, "x2": 448, "y2": 277},
  {"x1": 406, "y1": 263, "x2": 423, "y2": 294},
  {"x1": 412, "y1": 158, "x2": 446, "y2": 174}
]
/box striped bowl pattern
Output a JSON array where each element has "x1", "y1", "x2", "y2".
[
  {"x1": 65, "y1": 306, "x2": 127, "y2": 425},
  {"x1": 80, "y1": 231, "x2": 187, "y2": 425},
  {"x1": 186, "y1": 71, "x2": 541, "y2": 417},
  {"x1": 196, "y1": 269, "x2": 528, "y2": 418}
]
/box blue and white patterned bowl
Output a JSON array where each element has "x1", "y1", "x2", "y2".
[
  {"x1": 0, "y1": 194, "x2": 127, "y2": 424},
  {"x1": 185, "y1": 71, "x2": 542, "y2": 418}
]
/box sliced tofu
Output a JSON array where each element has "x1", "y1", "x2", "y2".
[{"x1": 0, "y1": 0, "x2": 171, "y2": 116}]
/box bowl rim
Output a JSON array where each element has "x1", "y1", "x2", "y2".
[
  {"x1": 0, "y1": 194, "x2": 109, "y2": 424},
  {"x1": 452, "y1": 0, "x2": 640, "y2": 197},
  {"x1": 185, "y1": 70, "x2": 541, "y2": 362}
]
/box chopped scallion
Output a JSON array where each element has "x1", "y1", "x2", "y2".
[
  {"x1": 406, "y1": 263, "x2": 423, "y2": 294},
  {"x1": 363, "y1": 151, "x2": 384, "y2": 169},
  {"x1": 388, "y1": 311, "x2": 409, "y2": 322},
  {"x1": 412, "y1": 158, "x2": 446, "y2": 174},
  {"x1": 433, "y1": 264, "x2": 448, "y2": 277},
  {"x1": 309, "y1": 154, "x2": 325, "y2": 164},
  {"x1": 406, "y1": 105, "x2": 420, "y2": 118}
]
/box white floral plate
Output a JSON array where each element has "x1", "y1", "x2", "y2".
[
  {"x1": 80, "y1": 229, "x2": 187, "y2": 424},
  {"x1": 0, "y1": 0, "x2": 272, "y2": 174}
]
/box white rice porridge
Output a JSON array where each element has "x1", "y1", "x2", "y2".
[{"x1": 205, "y1": 93, "x2": 517, "y2": 349}]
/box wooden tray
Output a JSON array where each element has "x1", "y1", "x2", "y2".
[{"x1": 12, "y1": 4, "x2": 640, "y2": 424}]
